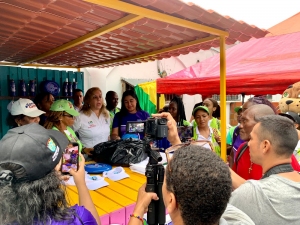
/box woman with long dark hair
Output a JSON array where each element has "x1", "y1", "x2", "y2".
[
  {"x1": 168, "y1": 96, "x2": 189, "y2": 126},
  {"x1": 34, "y1": 92, "x2": 55, "y2": 126},
  {"x1": 0, "y1": 123, "x2": 100, "y2": 225},
  {"x1": 111, "y1": 90, "x2": 149, "y2": 139}
]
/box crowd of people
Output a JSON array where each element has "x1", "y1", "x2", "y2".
[{"x1": 1, "y1": 89, "x2": 300, "y2": 224}]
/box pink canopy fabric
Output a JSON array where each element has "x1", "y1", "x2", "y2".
[{"x1": 157, "y1": 32, "x2": 300, "y2": 95}]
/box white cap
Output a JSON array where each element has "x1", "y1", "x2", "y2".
[
  {"x1": 10, "y1": 98, "x2": 45, "y2": 117},
  {"x1": 103, "y1": 167, "x2": 129, "y2": 181}
]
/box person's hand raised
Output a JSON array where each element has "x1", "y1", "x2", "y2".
[
  {"x1": 69, "y1": 153, "x2": 86, "y2": 186},
  {"x1": 152, "y1": 112, "x2": 181, "y2": 145}
]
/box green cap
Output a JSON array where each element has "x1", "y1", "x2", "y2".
[
  {"x1": 192, "y1": 106, "x2": 210, "y2": 116},
  {"x1": 50, "y1": 99, "x2": 79, "y2": 116},
  {"x1": 234, "y1": 106, "x2": 242, "y2": 113}
]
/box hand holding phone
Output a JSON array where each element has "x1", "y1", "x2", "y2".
[
  {"x1": 61, "y1": 142, "x2": 79, "y2": 175},
  {"x1": 69, "y1": 152, "x2": 86, "y2": 186}
]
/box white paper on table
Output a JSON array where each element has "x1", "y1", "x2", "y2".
[
  {"x1": 64, "y1": 172, "x2": 109, "y2": 190},
  {"x1": 129, "y1": 152, "x2": 167, "y2": 175}
]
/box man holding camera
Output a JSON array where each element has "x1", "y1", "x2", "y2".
[{"x1": 128, "y1": 112, "x2": 254, "y2": 225}]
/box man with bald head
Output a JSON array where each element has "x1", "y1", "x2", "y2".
[{"x1": 232, "y1": 104, "x2": 300, "y2": 185}]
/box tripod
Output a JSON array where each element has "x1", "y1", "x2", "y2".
[{"x1": 144, "y1": 138, "x2": 166, "y2": 225}]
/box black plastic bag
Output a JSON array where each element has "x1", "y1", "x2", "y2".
[
  {"x1": 92, "y1": 139, "x2": 121, "y2": 164},
  {"x1": 92, "y1": 138, "x2": 147, "y2": 167}
]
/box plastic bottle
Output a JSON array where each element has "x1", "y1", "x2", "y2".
[
  {"x1": 63, "y1": 78, "x2": 69, "y2": 96},
  {"x1": 29, "y1": 80, "x2": 36, "y2": 96},
  {"x1": 72, "y1": 78, "x2": 77, "y2": 92},
  {"x1": 9, "y1": 79, "x2": 16, "y2": 97},
  {"x1": 68, "y1": 81, "x2": 73, "y2": 97},
  {"x1": 19, "y1": 79, "x2": 26, "y2": 96}
]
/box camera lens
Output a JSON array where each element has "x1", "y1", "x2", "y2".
[{"x1": 158, "y1": 118, "x2": 167, "y2": 125}]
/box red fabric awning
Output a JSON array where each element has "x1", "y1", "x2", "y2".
[{"x1": 157, "y1": 32, "x2": 300, "y2": 95}]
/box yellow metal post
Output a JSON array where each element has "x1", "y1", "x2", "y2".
[{"x1": 220, "y1": 36, "x2": 227, "y2": 162}]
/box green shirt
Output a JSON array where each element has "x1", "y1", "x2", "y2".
[
  {"x1": 226, "y1": 126, "x2": 237, "y2": 145},
  {"x1": 52, "y1": 126, "x2": 83, "y2": 152},
  {"x1": 108, "y1": 107, "x2": 120, "y2": 131}
]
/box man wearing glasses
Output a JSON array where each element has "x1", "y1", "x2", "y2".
[{"x1": 128, "y1": 113, "x2": 254, "y2": 225}]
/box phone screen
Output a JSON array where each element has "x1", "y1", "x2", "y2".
[{"x1": 61, "y1": 143, "x2": 79, "y2": 174}]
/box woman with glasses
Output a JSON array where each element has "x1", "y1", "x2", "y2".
[
  {"x1": 73, "y1": 87, "x2": 110, "y2": 155},
  {"x1": 191, "y1": 105, "x2": 221, "y2": 156},
  {"x1": 44, "y1": 99, "x2": 86, "y2": 152}
]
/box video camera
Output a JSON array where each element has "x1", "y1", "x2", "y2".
[{"x1": 126, "y1": 117, "x2": 168, "y2": 139}]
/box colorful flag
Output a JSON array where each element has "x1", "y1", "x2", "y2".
[{"x1": 134, "y1": 81, "x2": 165, "y2": 115}]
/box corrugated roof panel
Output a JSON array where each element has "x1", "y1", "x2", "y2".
[
  {"x1": 90, "y1": 4, "x2": 128, "y2": 21},
  {"x1": 45, "y1": 0, "x2": 92, "y2": 19},
  {"x1": 2, "y1": 0, "x2": 54, "y2": 12},
  {"x1": 0, "y1": 0, "x2": 268, "y2": 67}
]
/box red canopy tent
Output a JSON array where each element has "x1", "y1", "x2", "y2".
[{"x1": 157, "y1": 32, "x2": 300, "y2": 96}]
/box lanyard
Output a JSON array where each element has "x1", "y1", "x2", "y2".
[{"x1": 262, "y1": 163, "x2": 294, "y2": 179}]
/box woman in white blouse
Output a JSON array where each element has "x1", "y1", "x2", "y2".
[{"x1": 73, "y1": 87, "x2": 110, "y2": 154}]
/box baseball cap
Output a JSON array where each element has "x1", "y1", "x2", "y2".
[
  {"x1": 279, "y1": 111, "x2": 300, "y2": 124},
  {"x1": 234, "y1": 106, "x2": 242, "y2": 113},
  {"x1": 9, "y1": 98, "x2": 45, "y2": 117},
  {"x1": 0, "y1": 123, "x2": 69, "y2": 182},
  {"x1": 192, "y1": 106, "x2": 210, "y2": 116},
  {"x1": 50, "y1": 99, "x2": 79, "y2": 116}
]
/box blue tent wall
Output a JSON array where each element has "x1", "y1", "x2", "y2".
[{"x1": 0, "y1": 66, "x2": 84, "y2": 139}]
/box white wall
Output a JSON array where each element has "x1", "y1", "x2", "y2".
[{"x1": 82, "y1": 49, "x2": 218, "y2": 114}]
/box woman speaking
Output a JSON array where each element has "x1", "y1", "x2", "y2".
[{"x1": 111, "y1": 90, "x2": 149, "y2": 140}]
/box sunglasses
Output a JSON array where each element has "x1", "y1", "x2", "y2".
[
  {"x1": 165, "y1": 140, "x2": 213, "y2": 172},
  {"x1": 63, "y1": 113, "x2": 74, "y2": 118}
]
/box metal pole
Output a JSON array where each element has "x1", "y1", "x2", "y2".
[{"x1": 220, "y1": 36, "x2": 227, "y2": 162}]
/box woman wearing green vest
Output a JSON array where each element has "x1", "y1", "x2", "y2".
[
  {"x1": 44, "y1": 99, "x2": 93, "y2": 155},
  {"x1": 203, "y1": 98, "x2": 221, "y2": 130},
  {"x1": 192, "y1": 106, "x2": 221, "y2": 156}
]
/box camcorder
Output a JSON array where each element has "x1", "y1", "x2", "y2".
[{"x1": 126, "y1": 117, "x2": 168, "y2": 139}]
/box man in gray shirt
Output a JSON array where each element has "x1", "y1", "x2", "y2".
[
  {"x1": 128, "y1": 112, "x2": 254, "y2": 225},
  {"x1": 230, "y1": 115, "x2": 300, "y2": 225}
]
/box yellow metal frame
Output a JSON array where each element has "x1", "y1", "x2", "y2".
[
  {"x1": 82, "y1": 35, "x2": 218, "y2": 68},
  {"x1": 0, "y1": 62, "x2": 78, "y2": 69},
  {"x1": 220, "y1": 36, "x2": 227, "y2": 162},
  {"x1": 85, "y1": 0, "x2": 228, "y2": 36},
  {"x1": 21, "y1": 14, "x2": 143, "y2": 64}
]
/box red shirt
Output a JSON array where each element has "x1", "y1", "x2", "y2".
[{"x1": 232, "y1": 142, "x2": 300, "y2": 180}]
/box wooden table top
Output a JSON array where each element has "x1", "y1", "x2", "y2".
[{"x1": 65, "y1": 167, "x2": 146, "y2": 216}]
